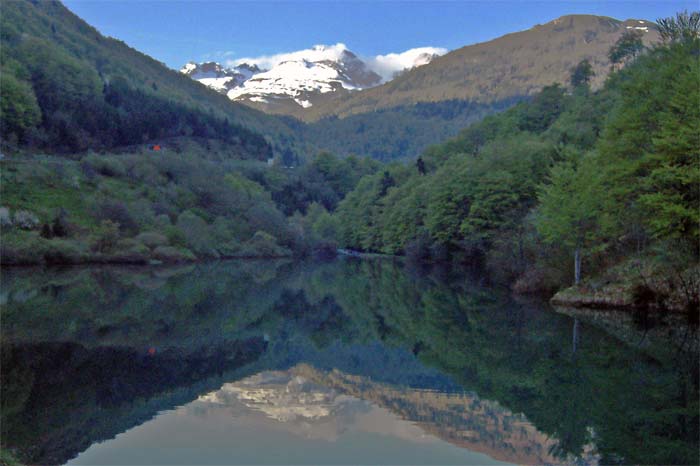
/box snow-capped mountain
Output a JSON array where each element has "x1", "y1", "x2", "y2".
[
  {"x1": 180, "y1": 61, "x2": 261, "y2": 93},
  {"x1": 181, "y1": 43, "x2": 444, "y2": 113}
]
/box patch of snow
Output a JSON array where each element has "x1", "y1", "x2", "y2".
[
  {"x1": 296, "y1": 99, "x2": 312, "y2": 108},
  {"x1": 226, "y1": 59, "x2": 354, "y2": 101},
  {"x1": 248, "y1": 96, "x2": 269, "y2": 103},
  {"x1": 198, "y1": 76, "x2": 234, "y2": 91}
]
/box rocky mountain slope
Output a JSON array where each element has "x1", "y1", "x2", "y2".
[{"x1": 306, "y1": 15, "x2": 659, "y2": 119}]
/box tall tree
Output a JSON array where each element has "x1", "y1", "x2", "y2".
[
  {"x1": 536, "y1": 157, "x2": 606, "y2": 285},
  {"x1": 569, "y1": 59, "x2": 594, "y2": 89},
  {"x1": 608, "y1": 30, "x2": 644, "y2": 68},
  {"x1": 657, "y1": 10, "x2": 700, "y2": 43}
]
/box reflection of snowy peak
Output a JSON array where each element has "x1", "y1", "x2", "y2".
[
  {"x1": 199, "y1": 371, "x2": 358, "y2": 423},
  {"x1": 181, "y1": 43, "x2": 441, "y2": 112}
]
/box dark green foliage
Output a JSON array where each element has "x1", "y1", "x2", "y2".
[
  {"x1": 0, "y1": 0, "x2": 298, "y2": 158},
  {"x1": 267, "y1": 152, "x2": 380, "y2": 215},
  {"x1": 569, "y1": 59, "x2": 594, "y2": 88},
  {"x1": 657, "y1": 10, "x2": 700, "y2": 43},
  {"x1": 304, "y1": 98, "x2": 521, "y2": 161},
  {"x1": 608, "y1": 30, "x2": 644, "y2": 65},
  {"x1": 0, "y1": 70, "x2": 41, "y2": 144}
]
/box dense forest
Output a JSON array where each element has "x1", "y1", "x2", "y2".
[
  {"x1": 0, "y1": 0, "x2": 304, "y2": 157},
  {"x1": 302, "y1": 98, "x2": 522, "y2": 161},
  {"x1": 325, "y1": 13, "x2": 699, "y2": 313}
]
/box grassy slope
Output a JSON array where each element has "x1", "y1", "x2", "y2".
[{"x1": 304, "y1": 15, "x2": 659, "y2": 120}]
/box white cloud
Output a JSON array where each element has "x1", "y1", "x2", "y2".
[
  {"x1": 227, "y1": 43, "x2": 350, "y2": 70},
  {"x1": 366, "y1": 47, "x2": 448, "y2": 81}
]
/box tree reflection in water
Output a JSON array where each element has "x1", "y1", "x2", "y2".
[{"x1": 1, "y1": 259, "x2": 698, "y2": 465}]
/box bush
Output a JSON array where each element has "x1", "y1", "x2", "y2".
[
  {"x1": 238, "y1": 231, "x2": 291, "y2": 257},
  {"x1": 153, "y1": 245, "x2": 196, "y2": 263},
  {"x1": 0, "y1": 231, "x2": 45, "y2": 264},
  {"x1": 82, "y1": 154, "x2": 127, "y2": 178},
  {"x1": 42, "y1": 238, "x2": 87, "y2": 264},
  {"x1": 105, "y1": 238, "x2": 150, "y2": 264},
  {"x1": 94, "y1": 200, "x2": 138, "y2": 234},
  {"x1": 92, "y1": 220, "x2": 120, "y2": 253},
  {"x1": 13, "y1": 210, "x2": 39, "y2": 230},
  {"x1": 0, "y1": 207, "x2": 12, "y2": 228},
  {"x1": 217, "y1": 239, "x2": 242, "y2": 257},
  {"x1": 176, "y1": 210, "x2": 217, "y2": 257},
  {"x1": 135, "y1": 231, "x2": 168, "y2": 249}
]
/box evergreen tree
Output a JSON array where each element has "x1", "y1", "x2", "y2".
[{"x1": 569, "y1": 59, "x2": 594, "y2": 89}]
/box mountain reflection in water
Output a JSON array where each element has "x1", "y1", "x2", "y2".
[{"x1": 1, "y1": 259, "x2": 698, "y2": 465}]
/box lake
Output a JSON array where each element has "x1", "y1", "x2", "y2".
[{"x1": 1, "y1": 258, "x2": 698, "y2": 465}]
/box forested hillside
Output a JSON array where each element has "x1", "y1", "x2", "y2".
[
  {"x1": 330, "y1": 13, "x2": 699, "y2": 314},
  {"x1": 0, "y1": 0, "x2": 382, "y2": 265},
  {"x1": 0, "y1": 0, "x2": 303, "y2": 157},
  {"x1": 302, "y1": 98, "x2": 521, "y2": 161}
]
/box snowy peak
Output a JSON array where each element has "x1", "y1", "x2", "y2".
[
  {"x1": 181, "y1": 43, "x2": 443, "y2": 113},
  {"x1": 179, "y1": 61, "x2": 251, "y2": 92}
]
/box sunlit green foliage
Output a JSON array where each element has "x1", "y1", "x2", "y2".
[{"x1": 334, "y1": 13, "x2": 699, "y2": 291}]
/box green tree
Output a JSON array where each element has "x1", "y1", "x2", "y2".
[
  {"x1": 0, "y1": 72, "x2": 41, "y2": 143},
  {"x1": 536, "y1": 157, "x2": 605, "y2": 284},
  {"x1": 657, "y1": 10, "x2": 700, "y2": 43},
  {"x1": 637, "y1": 53, "x2": 700, "y2": 242},
  {"x1": 569, "y1": 59, "x2": 594, "y2": 89},
  {"x1": 608, "y1": 30, "x2": 644, "y2": 68}
]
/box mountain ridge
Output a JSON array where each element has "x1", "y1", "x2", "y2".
[
  {"x1": 301, "y1": 14, "x2": 660, "y2": 120},
  {"x1": 181, "y1": 44, "x2": 442, "y2": 115}
]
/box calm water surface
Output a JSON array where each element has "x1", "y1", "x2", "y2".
[{"x1": 1, "y1": 259, "x2": 697, "y2": 465}]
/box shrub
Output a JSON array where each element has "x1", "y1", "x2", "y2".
[
  {"x1": 238, "y1": 231, "x2": 291, "y2": 257},
  {"x1": 135, "y1": 231, "x2": 168, "y2": 249},
  {"x1": 13, "y1": 210, "x2": 39, "y2": 230},
  {"x1": 153, "y1": 245, "x2": 196, "y2": 263},
  {"x1": 0, "y1": 231, "x2": 46, "y2": 264},
  {"x1": 92, "y1": 220, "x2": 120, "y2": 253},
  {"x1": 176, "y1": 210, "x2": 217, "y2": 257},
  {"x1": 217, "y1": 239, "x2": 242, "y2": 257},
  {"x1": 0, "y1": 207, "x2": 12, "y2": 228},
  {"x1": 106, "y1": 238, "x2": 150, "y2": 264},
  {"x1": 82, "y1": 154, "x2": 126, "y2": 178},
  {"x1": 94, "y1": 200, "x2": 138, "y2": 234},
  {"x1": 42, "y1": 238, "x2": 87, "y2": 264}
]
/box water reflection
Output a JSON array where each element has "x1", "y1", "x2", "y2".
[{"x1": 1, "y1": 259, "x2": 698, "y2": 465}]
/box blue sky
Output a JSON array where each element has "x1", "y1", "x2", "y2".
[{"x1": 63, "y1": 1, "x2": 697, "y2": 70}]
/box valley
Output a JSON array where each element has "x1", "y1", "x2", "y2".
[
  {"x1": 0, "y1": 1, "x2": 698, "y2": 465},
  {"x1": 0, "y1": 1, "x2": 697, "y2": 319}
]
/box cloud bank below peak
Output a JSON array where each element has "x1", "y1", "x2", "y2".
[
  {"x1": 367, "y1": 47, "x2": 448, "y2": 81},
  {"x1": 225, "y1": 43, "x2": 448, "y2": 82}
]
